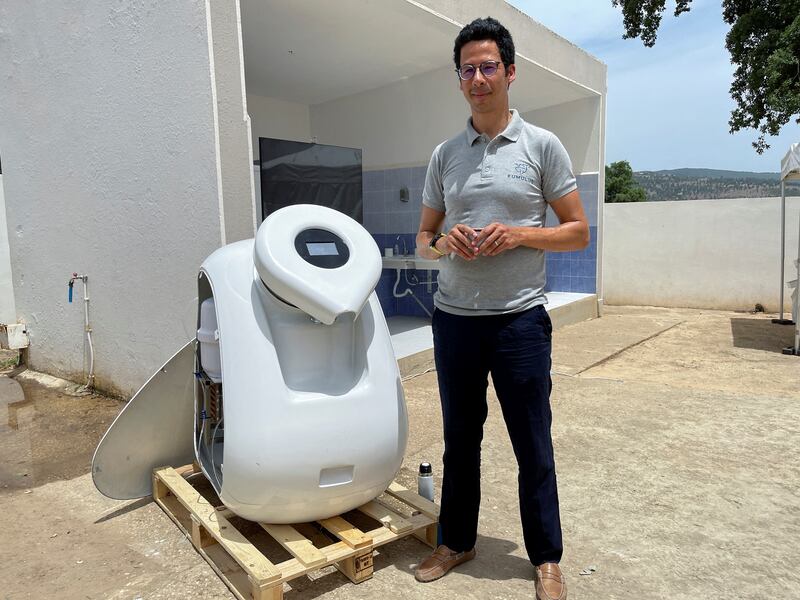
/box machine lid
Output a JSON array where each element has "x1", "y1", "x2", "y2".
[
  {"x1": 254, "y1": 204, "x2": 381, "y2": 325},
  {"x1": 92, "y1": 341, "x2": 195, "y2": 500}
]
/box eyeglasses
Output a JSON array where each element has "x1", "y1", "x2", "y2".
[{"x1": 455, "y1": 60, "x2": 503, "y2": 81}]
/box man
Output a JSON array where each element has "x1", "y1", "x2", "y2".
[{"x1": 413, "y1": 17, "x2": 589, "y2": 600}]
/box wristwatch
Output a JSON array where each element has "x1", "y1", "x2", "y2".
[{"x1": 429, "y1": 232, "x2": 446, "y2": 256}]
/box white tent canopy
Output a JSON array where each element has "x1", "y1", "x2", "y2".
[
  {"x1": 781, "y1": 143, "x2": 800, "y2": 182},
  {"x1": 777, "y1": 142, "x2": 800, "y2": 353}
]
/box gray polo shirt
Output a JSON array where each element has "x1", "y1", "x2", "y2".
[{"x1": 422, "y1": 109, "x2": 577, "y2": 316}]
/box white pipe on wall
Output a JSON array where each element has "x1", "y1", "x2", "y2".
[{"x1": 69, "y1": 273, "x2": 95, "y2": 390}]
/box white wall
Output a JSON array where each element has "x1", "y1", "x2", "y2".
[
  {"x1": 0, "y1": 1, "x2": 224, "y2": 395},
  {"x1": 210, "y1": 0, "x2": 257, "y2": 244},
  {"x1": 419, "y1": 0, "x2": 607, "y2": 94},
  {"x1": 310, "y1": 66, "x2": 468, "y2": 169},
  {"x1": 525, "y1": 97, "x2": 602, "y2": 174},
  {"x1": 0, "y1": 175, "x2": 16, "y2": 324},
  {"x1": 603, "y1": 198, "x2": 800, "y2": 311},
  {"x1": 247, "y1": 94, "x2": 311, "y2": 151},
  {"x1": 310, "y1": 67, "x2": 604, "y2": 176}
]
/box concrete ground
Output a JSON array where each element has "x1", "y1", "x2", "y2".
[{"x1": 0, "y1": 306, "x2": 798, "y2": 599}]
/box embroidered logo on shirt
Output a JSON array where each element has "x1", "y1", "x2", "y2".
[{"x1": 508, "y1": 162, "x2": 535, "y2": 184}]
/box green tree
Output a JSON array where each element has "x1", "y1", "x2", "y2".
[
  {"x1": 611, "y1": 0, "x2": 800, "y2": 153},
  {"x1": 605, "y1": 160, "x2": 648, "y2": 202}
]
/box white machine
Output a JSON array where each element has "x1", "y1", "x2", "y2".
[{"x1": 93, "y1": 205, "x2": 408, "y2": 523}]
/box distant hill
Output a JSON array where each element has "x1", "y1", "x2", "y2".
[{"x1": 632, "y1": 168, "x2": 800, "y2": 201}]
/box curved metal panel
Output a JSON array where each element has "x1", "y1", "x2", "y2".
[{"x1": 92, "y1": 341, "x2": 195, "y2": 499}]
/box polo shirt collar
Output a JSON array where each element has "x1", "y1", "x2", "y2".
[
  {"x1": 466, "y1": 119, "x2": 482, "y2": 145},
  {"x1": 501, "y1": 109, "x2": 523, "y2": 142},
  {"x1": 465, "y1": 109, "x2": 522, "y2": 146}
]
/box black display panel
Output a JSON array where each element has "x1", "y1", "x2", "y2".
[
  {"x1": 259, "y1": 138, "x2": 363, "y2": 223},
  {"x1": 294, "y1": 228, "x2": 350, "y2": 269}
]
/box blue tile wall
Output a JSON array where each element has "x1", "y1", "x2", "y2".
[
  {"x1": 365, "y1": 168, "x2": 600, "y2": 314},
  {"x1": 371, "y1": 231, "x2": 437, "y2": 318},
  {"x1": 543, "y1": 173, "x2": 599, "y2": 294},
  {"x1": 545, "y1": 225, "x2": 598, "y2": 293},
  {"x1": 363, "y1": 166, "x2": 426, "y2": 236},
  {"x1": 545, "y1": 172, "x2": 599, "y2": 227},
  {"x1": 374, "y1": 265, "x2": 440, "y2": 318},
  {"x1": 365, "y1": 166, "x2": 435, "y2": 319}
]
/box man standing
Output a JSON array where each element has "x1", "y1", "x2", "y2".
[{"x1": 413, "y1": 17, "x2": 589, "y2": 600}]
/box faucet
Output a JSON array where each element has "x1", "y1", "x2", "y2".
[{"x1": 394, "y1": 235, "x2": 408, "y2": 257}]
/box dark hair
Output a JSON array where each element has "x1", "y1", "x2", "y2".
[{"x1": 453, "y1": 17, "x2": 515, "y2": 70}]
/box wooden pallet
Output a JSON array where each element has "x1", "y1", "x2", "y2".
[{"x1": 153, "y1": 465, "x2": 439, "y2": 600}]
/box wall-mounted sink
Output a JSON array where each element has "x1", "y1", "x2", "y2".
[{"x1": 381, "y1": 254, "x2": 441, "y2": 271}]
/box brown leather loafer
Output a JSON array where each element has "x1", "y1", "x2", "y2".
[
  {"x1": 414, "y1": 544, "x2": 476, "y2": 582},
  {"x1": 535, "y1": 562, "x2": 567, "y2": 600}
]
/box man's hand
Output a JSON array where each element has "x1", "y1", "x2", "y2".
[
  {"x1": 445, "y1": 224, "x2": 481, "y2": 260},
  {"x1": 466, "y1": 192, "x2": 590, "y2": 256},
  {"x1": 473, "y1": 223, "x2": 523, "y2": 256}
]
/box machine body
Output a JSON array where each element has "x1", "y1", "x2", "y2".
[{"x1": 94, "y1": 205, "x2": 408, "y2": 524}]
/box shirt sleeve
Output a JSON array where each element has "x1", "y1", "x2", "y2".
[
  {"x1": 542, "y1": 133, "x2": 578, "y2": 202},
  {"x1": 422, "y1": 144, "x2": 445, "y2": 212}
]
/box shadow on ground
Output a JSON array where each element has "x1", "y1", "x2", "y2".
[
  {"x1": 286, "y1": 534, "x2": 527, "y2": 600},
  {"x1": 0, "y1": 372, "x2": 123, "y2": 494},
  {"x1": 729, "y1": 316, "x2": 795, "y2": 353}
]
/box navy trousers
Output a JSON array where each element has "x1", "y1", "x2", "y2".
[{"x1": 432, "y1": 304, "x2": 563, "y2": 566}]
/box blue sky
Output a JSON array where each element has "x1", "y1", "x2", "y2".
[{"x1": 507, "y1": 0, "x2": 800, "y2": 172}]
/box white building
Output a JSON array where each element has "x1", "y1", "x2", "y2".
[{"x1": 0, "y1": 0, "x2": 607, "y2": 396}]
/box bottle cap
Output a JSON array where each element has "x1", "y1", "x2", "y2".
[{"x1": 419, "y1": 462, "x2": 432, "y2": 475}]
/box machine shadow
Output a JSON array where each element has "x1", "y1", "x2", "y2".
[
  {"x1": 730, "y1": 317, "x2": 795, "y2": 353},
  {"x1": 93, "y1": 496, "x2": 153, "y2": 523}
]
